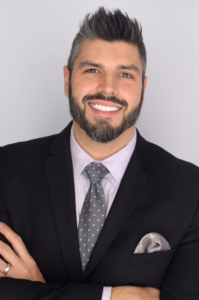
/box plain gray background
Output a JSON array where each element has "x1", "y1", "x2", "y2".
[{"x1": 1, "y1": 0, "x2": 199, "y2": 166}]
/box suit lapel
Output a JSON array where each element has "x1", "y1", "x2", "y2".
[
  {"x1": 45, "y1": 122, "x2": 82, "y2": 282},
  {"x1": 81, "y1": 130, "x2": 150, "y2": 281},
  {"x1": 45, "y1": 123, "x2": 150, "y2": 282}
]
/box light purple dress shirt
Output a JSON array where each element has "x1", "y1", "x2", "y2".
[{"x1": 70, "y1": 125, "x2": 137, "y2": 300}]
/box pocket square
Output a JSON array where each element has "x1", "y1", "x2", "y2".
[{"x1": 134, "y1": 232, "x2": 171, "y2": 254}]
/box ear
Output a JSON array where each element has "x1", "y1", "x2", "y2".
[
  {"x1": 141, "y1": 76, "x2": 147, "y2": 105},
  {"x1": 63, "y1": 65, "x2": 70, "y2": 97}
]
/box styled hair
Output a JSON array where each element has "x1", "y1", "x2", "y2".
[{"x1": 67, "y1": 7, "x2": 147, "y2": 79}]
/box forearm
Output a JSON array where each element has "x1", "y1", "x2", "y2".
[{"x1": 110, "y1": 286, "x2": 160, "y2": 300}]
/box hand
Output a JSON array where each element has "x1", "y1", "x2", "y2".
[
  {"x1": 0, "y1": 223, "x2": 45, "y2": 283},
  {"x1": 111, "y1": 286, "x2": 160, "y2": 300}
]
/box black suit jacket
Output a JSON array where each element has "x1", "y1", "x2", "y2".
[{"x1": 0, "y1": 122, "x2": 199, "y2": 300}]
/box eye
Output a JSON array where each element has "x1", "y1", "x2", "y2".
[
  {"x1": 85, "y1": 69, "x2": 99, "y2": 74},
  {"x1": 120, "y1": 73, "x2": 132, "y2": 78}
]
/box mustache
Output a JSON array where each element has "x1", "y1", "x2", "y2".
[{"x1": 82, "y1": 93, "x2": 128, "y2": 109}]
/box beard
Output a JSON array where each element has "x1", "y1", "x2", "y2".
[{"x1": 68, "y1": 82, "x2": 144, "y2": 143}]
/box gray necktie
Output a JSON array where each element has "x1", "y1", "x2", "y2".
[{"x1": 78, "y1": 162, "x2": 109, "y2": 272}]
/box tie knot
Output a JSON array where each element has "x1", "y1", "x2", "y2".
[{"x1": 84, "y1": 162, "x2": 109, "y2": 184}]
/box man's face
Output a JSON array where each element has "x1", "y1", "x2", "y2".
[{"x1": 64, "y1": 39, "x2": 147, "y2": 143}]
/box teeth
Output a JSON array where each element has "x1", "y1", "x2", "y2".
[{"x1": 90, "y1": 103, "x2": 120, "y2": 112}]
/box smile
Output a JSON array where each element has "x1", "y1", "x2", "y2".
[{"x1": 89, "y1": 103, "x2": 120, "y2": 112}]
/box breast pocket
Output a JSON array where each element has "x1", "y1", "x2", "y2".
[
  {"x1": 129, "y1": 245, "x2": 177, "y2": 265},
  {"x1": 128, "y1": 246, "x2": 178, "y2": 288}
]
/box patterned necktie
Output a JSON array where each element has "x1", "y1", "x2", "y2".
[{"x1": 78, "y1": 162, "x2": 109, "y2": 272}]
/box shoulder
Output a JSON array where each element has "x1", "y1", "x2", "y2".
[
  {"x1": 145, "y1": 138, "x2": 199, "y2": 188},
  {"x1": 1, "y1": 122, "x2": 72, "y2": 160},
  {"x1": 2, "y1": 134, "x2": 56, "y2": 150},
  {"x1": 149, "y1": 140, "x2": 198, "y2": 169},
  {"x1": 136, "y1": 130, "x2": 199, "y2": 187},
  {"x1": 0, "y1": 134, "x2": 57, "y2": 167}
]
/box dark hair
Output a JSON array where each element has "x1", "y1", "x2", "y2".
[{"x1": 67, "y1": 7, "x2": 147, "y2": 79}]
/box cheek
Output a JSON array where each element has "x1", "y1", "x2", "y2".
[
  {"x1": 72, "y1": 82, "x2": 84, "y2": 100},
  {"x1": 72, "y1": 78, "x2": 96, "y2": 99},
  {"x1": 120, "y1": 85, "x2": 142, "y2": 108}
]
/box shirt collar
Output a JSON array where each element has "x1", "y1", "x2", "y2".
[{"x1": 70, "y1": 125, "x2": 137, "y2": 183}]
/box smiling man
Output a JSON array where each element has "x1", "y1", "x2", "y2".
[
  {"x1": 65, "y1": 38, "x2": 146, "y2": 160},
  {"x1": 0, "y1": 7, "x2": 199, "y2": 300}
]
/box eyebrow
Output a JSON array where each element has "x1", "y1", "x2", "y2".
[
  {"x1": 78, "y1": 60, "x2": 141, "y2": 75},
  {"x1": 116, "y1": 64, "x2": 140, "y2": 75},
  {"x1": 78, "y1": 60, "x2": 105, "y2": 69}
]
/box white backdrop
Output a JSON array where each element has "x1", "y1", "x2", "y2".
[{"x1": 1, "y1": 0, "x2": 199, "y2": 166}]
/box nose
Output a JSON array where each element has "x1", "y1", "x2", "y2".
[{"x1": 96, "y1": 73, "x2": 118, "y2": 97}]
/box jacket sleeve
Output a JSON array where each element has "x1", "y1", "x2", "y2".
[
  {"x1": 0, "y1": 278, "x2": 103, "y2": 300},
  {"x1": 0, "y1": 198, "x2": 103, "y2": 300},
  {"x1": 160, "y1": 198, "x2": 199, "y2": 300}
]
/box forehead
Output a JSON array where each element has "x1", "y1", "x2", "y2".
[{"x1": 73, "y1": 39, "x2": 142, "y2": 69}]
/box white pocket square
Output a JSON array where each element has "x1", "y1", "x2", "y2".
[{"x1": 134, "y1": 232, "x2": 171, "y2": 254}]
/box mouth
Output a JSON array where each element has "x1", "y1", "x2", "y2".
[{"x1": 88, "y1": 100, "x2": 123, "y2": 117}]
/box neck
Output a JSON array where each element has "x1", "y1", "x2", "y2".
[{"x1": 73, "y1": 121, "x2": 136, "y2": 161}]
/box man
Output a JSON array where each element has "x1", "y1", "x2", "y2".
[{"x1": 0, "y1": 7, "x2": 199, "y2": 300}]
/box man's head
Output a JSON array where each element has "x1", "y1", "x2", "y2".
[
  {"x1": 67, "y1": 7, "x2": 146, "y2": 81},
  {"x1": 64, "y1": 7, "x2": 147, "y2": 143}
]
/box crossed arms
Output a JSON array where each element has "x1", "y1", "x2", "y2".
[{"x1": 0, "y1": 223, "x2": 159, "y2": 300}]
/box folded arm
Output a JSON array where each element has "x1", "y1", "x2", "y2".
[{"x1": 0, "y1": 222, "x2": 159, "y2": 300}]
